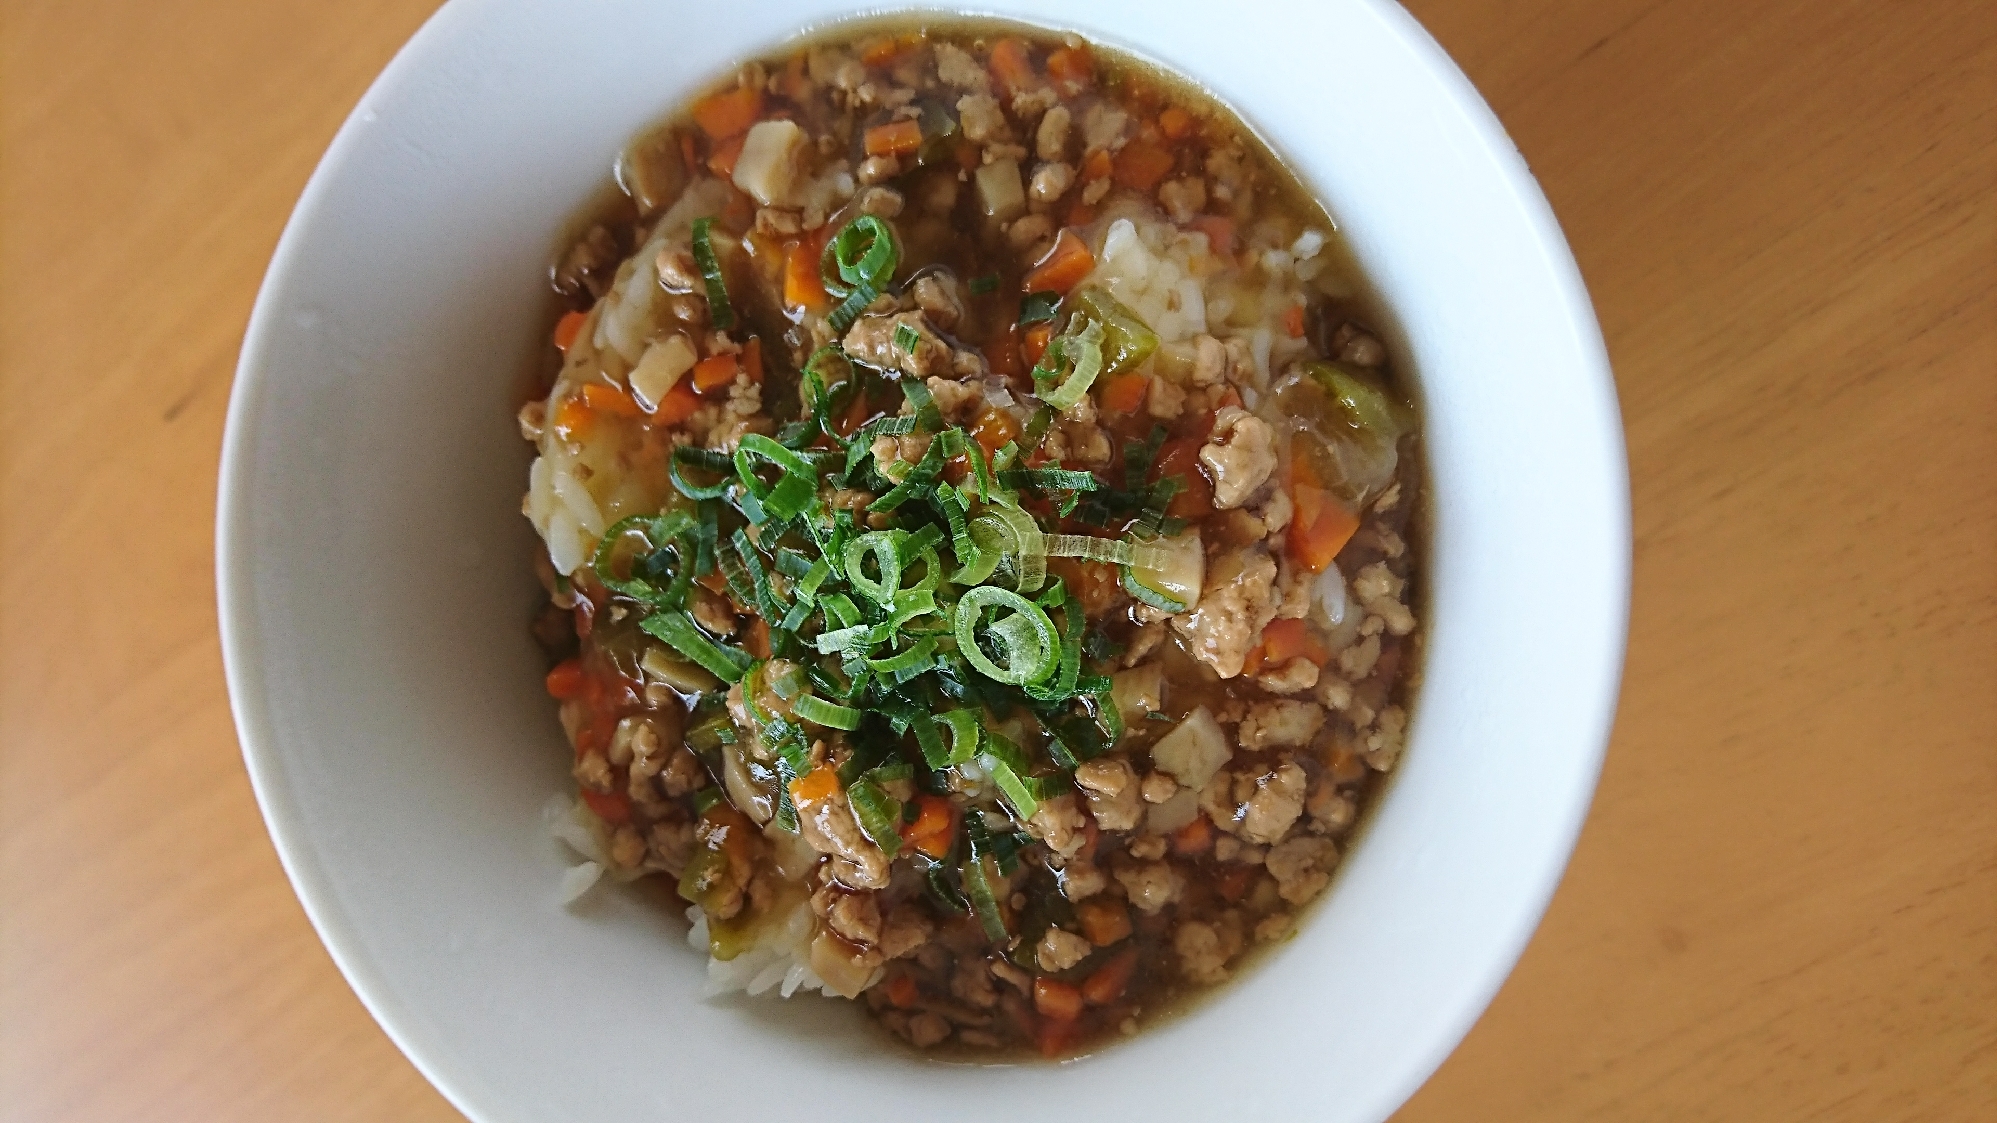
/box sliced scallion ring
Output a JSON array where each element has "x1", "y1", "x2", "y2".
[
  {"x1": 793, "y1": 694, "x2": 862, "y2": 730},
  {"x1": 1035, "y1": 320, "x2": 1105, "y2": 413},
  {"x1": 953, "y1": 585, "x2": 1058, "y2": 686},
  {"x1": 689, "y1": 217, "x2": 735, "y2": 331}
]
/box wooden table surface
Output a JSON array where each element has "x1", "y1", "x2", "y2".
[{"x1": 2, "y1": 0, "x2": 1991, "y2": 1119}]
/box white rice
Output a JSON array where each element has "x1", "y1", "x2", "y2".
[{"x1": 543, "y1": 793, "x2": 831, "y2": 999}]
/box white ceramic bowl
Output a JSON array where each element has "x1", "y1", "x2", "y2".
[{"x1": 218, "y1": 2, "x2": 1628, "y2": 1120}]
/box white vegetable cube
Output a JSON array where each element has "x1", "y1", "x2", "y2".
[
  {"x1": 731, "y1": 119, "x2": 807, "y2": 206},
  {"x1": 1148, "y1": 705, "x2": 1231, "y2": 791},
  {"x1": 627, "y1": 332, "x2": 697, "y2": 410},
  {"x1": 1111, "y1": 663, "x2": 1164, "y2": 722},
  {"x1": 976, "y1": 158, "x2": 1025, "y2": 222}
]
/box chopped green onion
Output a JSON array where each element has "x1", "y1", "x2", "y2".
[
  {"x1": 953, "y1": 586, "x2": 1059, "y2": 686},
  {"x1": 999, "y1": 467, "x2": 1100, "y2": 493},
  {"x1": 934, "y1": 710, "x2": 983, "y2": 765},
  {"x1": 669, "y1": 446, "x2": 734, "y2": 500},
  {"x1": 893, "y1": 322, "x2": 921, "y2": 355},
  {"x1": 689, "y1": 217, "x2": 734, "y2": 331},
  {"x1": 1019, "y1": 290, "x2": 1062, "y2": 325},
  {"x1": 1035, "y1": 320, "x2": 1105, "y2": 413},
  {"x1": 969, "y1": 274, "x2": 999, "y2": 295},
  {"x1": 962, "y1": 853, "x2": 1009, "y2": 940},
  {"x1": 794, "y1": 694, "x2": 862, "y2": 730},
  {"x1": 692, "y1": 787, "x2": 726, "y2": 813},
  {"x1": 828, "y1": 281, "x2": 877, "y2": 336},
  {"x1": 821, "y1": 215, "x2": 900, "y2": 297},
  {"x1": 846, "y1": 778, "x2": 903, "y2": 858},
  {"x1": 843, "y1": 531, "x2": 904, "y2": 606},
  {"x1": 733, "y1": 435, "x2": 817, "y2": 523},
  {"x1": 639, "y1": 610, "x2": 751, "y2": 683},
  {"x1": 1120, "y1": 563, "x2": 1188, "y2": 612},
  {"x1": 590, "y1": 512, "x2": 694, "y2": 608},
  {"x1": 773, "y1": 758, "x2": 799, "y2": 831}
]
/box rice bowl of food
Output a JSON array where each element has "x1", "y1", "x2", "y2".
[{"x1": 218, "y1": 0, "x2": 1627, "y2": 1120}]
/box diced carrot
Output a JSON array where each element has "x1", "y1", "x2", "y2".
[
  {"x1": 553, "y1": 396, "x2": 591, "y2": 438},
  {"x1": 1158, "y1": 106, "x2": 1195, "y2": 140},
  {"x1": 580, "y1": 789, "x2": 631, "y2": 825},
  {"x1": 1036, "y1": 1015, "x2": 1083, "y2": 1059},
  {"x1": 1216, "y1": 865, "x2": 1258, "y2": 903},
  {"x1": 741, "y1": 336, "x2": 763, "y2": 384},
  {"x1": 1098, "y1": 372, "x2": 1149, "y2": 413},
  {"x1": 695, "y1": 570, "x2": 728, "y2": 595},
  {"x1": 582, "y1": 382, "x2": 643, "y2": 419},
  {"x1": 1171, "y1": 814, "x2": 1214, "y2": 856},
  {"x1": 745, "y1": 617, "x2": 772, "y2": 659},
  {"x1": 692, "y1": 354, "x2": 740, "y2": 395},
  {"x1": 884, "y1": 972, "x2": 920, "y2": 1009},
  {"x1": 544, "y1": 658, "x2": 586, "y2": 700},
  {"x1": 1260, "y1": 617, "x2": 1330, "y2": 667},
  {"x1": 836, "y1": 386, "x2": 872, "y2": 437},
  {"x1": 863, "y1": 119, "x2": 924, "y2": 157},
  {"x1": 1288, "y1": 483, "x2": 1360, "y2": 573},
  {"x1": 706, "y1": 133, "x2": 746, "y2": 178},
  {"x1": 679, "y1": 130, "x2": 701, "y2": 176},
  {"x1": 1083, "y1": 150, "x2": 1115, "y2": 185},
  {"x1": 1022, "y1": 321, "x2": 1054, "y2": 368},
  {"x1": 1066, "y1": 200, "x2": 1098, "y2": 227},
  {"x1": 654, "y1": 379, "x2": 701, "y2": 426},
  {"x1": 860, "y1": 32, "x2": 921, "y2": 68},
  {"x1": 1076, "y1": 898, "x2": 1133, "y2": 947},
  {"x1": 1080, "y1": 949, "x2": 1137, "y2": 1005},
  {"x1": 1241, "y1": 642, "x2": 1267, "y2": 678},
  {"x1": 1022, "y1": 228, "x2": 1095, "y2": 295},
  {"x1": 692, "y1": 85, "x2": 763, "y2": 140},
  {"x1": 784, "y1": 237, "x2": 832, "y2": 313},
  {"x1": 1033, "y1": 977, "x2": 1085, "y2": 1021},
  {"x1": 1283, "y1": 302, "x2": 1306, "y2": 339},
  {"x1": 789, "y1": 765, "x2": 841, "y2": 805},
  {"x1": 954, "y1": 137, "x2": 981, "y2": 171},
  {"x1": 985, "y1": 324, "x2": 1023, "y2": 380},
  {"x1": 575, "y1": 709, "x2": 616, "y2": 757},
  {"x1": 1046, "y1": 45, "x2": 1094, "y2": 96},
  {"x1": 969, "y1": 405, "x2": 1021, "y2": 455},
  {"x1": 722, "y1": 186, "x2": 755, "y2": 230},
  {"x1": 988, "y1": 37, "x2": 1037, "y2": 97},
  {"x1": 1329, "y1": 747, "x2": 1368, "y2": 785},
  {"x1": 1113, "y1": 139, "x2": 1176, "y2": 192},
  {"x1": 1217, "y1": 387, "x2": 1243, "y2": 410},
  {"x1": 899, "y1": 795, "x2": 957, "y2": 858},
  {"x1": 553, "y1": 310, "x2": 587, "y2": 352},
  {"x1": 1188, "y1": 214, "x2": 1235, "y2": 256}
]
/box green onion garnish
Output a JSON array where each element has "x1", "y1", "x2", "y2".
[
  {"x1": 689, "y1": 217, "x2": 735, "y2": 331},
  {"x1": 893, "y1": 322, "x2": 921, "y2": 354},
  {"x1": 969, "y1": 274, "x2": 999, "y2": 295},
  {"x1": 953, "y1": 586, "x2": 1059, "y2": 686},
  {"x1": 1035, "y1": 320, "x2": 1106, "y2": 413},
  {"x1": 1019, "y1": 290, "x2": 1062, "y2": 324},
  {"x1": 794, "y1": 694, "x2": 863, "y2": 730}
]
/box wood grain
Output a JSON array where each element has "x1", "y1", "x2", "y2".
[{"x1": 0, "y1": 1, "x2": 1989, "y2": 1120}]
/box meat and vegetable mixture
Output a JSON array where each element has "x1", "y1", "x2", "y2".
[{"x1": 521, "y1": 19, "x2": 1422, "y2": 1059}]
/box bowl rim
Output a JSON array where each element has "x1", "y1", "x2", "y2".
[{"x1": 217, "y1": 1, "x2": 1629, "y2": 1119}]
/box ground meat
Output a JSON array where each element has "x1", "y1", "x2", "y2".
[
  {"x1": 1200, "y1": 406, "x2": 1278, "y2": 509},
  {"x1": 1157, "y1": 176, "x2": 1206, "y2": 223},
  {"x1": 1081, "y1": 103, "x2": 1129, "y2": 152},
  {"x1": 880, "y1": 903, "x2": 934, "y2": 959},
  {"x1": 659, "y1": 747, "x2": 705, "y2": 797},
  {"x1": 956, "y1": 93, "x2": 1009, "y2": 144},
  {"x1": 858, "y1": 155, "x2": 900, "y2": 184},
  {"x1": 1238, "y1": 700, "x2": 1326, "y2": 750},
  {"x1": 934, "y1": 42, "x2": 990, "y2": 91},
  {"x1": 1059, "y1": 859, "x2": 1108, "y2": 902},
  {"x1": 921, "y1": 377, "x2": 982, "y2": 426},
  {"x1": 1010, "y1": 85, "x2": 1061, "y2": 122},
  {"x1": 1028, "y1": 794, "x2": 1090, "y2": 860},
  {"x1": 1265, "y1": 836, "x2": 1338, "y2": 904},
  {"x1": 814, "y1": 883, "x2": 883, "y2": 945},
  {"x1": 1029, "y1": 161, "x2": 1074, "y2": 203},
  {"x1": 1121, "y1": 622, "x2": 1166, "y2": 667},
  {"x1": 1147, "y1": 376, "x2": 1186, "y2": 420},
  {"x1": 1172, "y1": 547, "x2": 1279, "y2": 678},
  {"x1": 1140, "y1": 771, "x2": 1178, "y2": 803},
  {"x1": 1338, "y1": 633, "x2": 1382, "y2": 681},
  {"x1": 646, "y1": 817, "x2": 695, "y2": 876},
  {"x1": 797, "y1": 788, "x2": 891, "y2": 889},
  {"x1": 1190, "y1": 334, "x2": 1228, "y2": 386},
  {"x1": 690, "y1": 587, "x2": 737, "y2": 635},
  {"x1": 655, "y1": 245, "x2": 700, "y2": 293},
  {"x1": 906, "y1": 1011, "x2": 952, "y2": 1048},
  {"x1": 1174, "y1": 919, "x2": 1239, "y2": 984},
  {"x1": 1253, "y1": 657, "x2": 1319, "y2": 695},
  {"x1": 1353, "y1": 561, "x2": 1416, "y2": 636},
  {"x1": 1240, "y1": 760, "x2": 1308, "y2": 845},
  {"x1": 1127, "y1": 834, "x2": 1167, "y2": 861},
  {"x1": 1007, "y1": 213, "x2": 1055, "y2": 252},
  {"x1": 1036, "y1": 926, "x2": 1093, "y2": 973},
  {"x1": 844, "y1": 311, "x2": 953, "y2": 378},
  {"x1": 1114, "y1": 860, "x2": 1185, "y2": 914},
  {"x1": 912, "y1": 275, "x2": 964, "y2": 331},
  {"x1": 1330, "y1": 321, "x2": 1387, "y2": 367},
  {"x1": 1362, "y1": 705, "x2": 1409, "y2": 771},
  {"x1": 951, "y1": 958, "x2": 1000, "y2": 1010},
  {"x1": 1074, "y1": 758, "x2": 1143, "y2": 831},
  {"x1": 1272, "y1": 553, "x2": 1310, "y2": 618},
  {"x1": 1307, "y1": 782, "x2": 1358, "y2": 834},
  {"x1": 608, "y1": 824, "x2": 646, "y2": 869},
  {"x1": 573, "y1": 750, "x2": 613, "y2": 794},
  {"x1": 1035, "y1": 104, "x2": 1071, "y2": 161}
]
